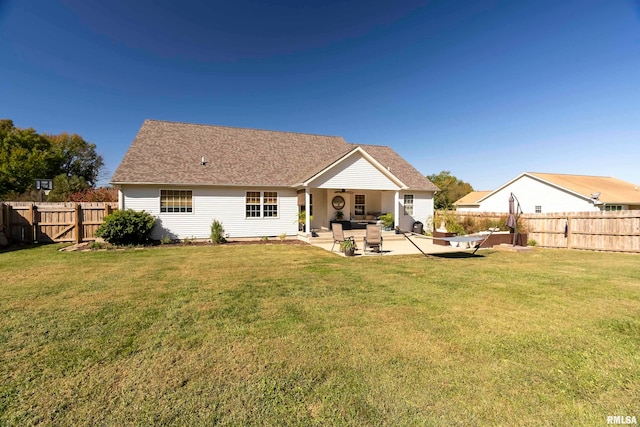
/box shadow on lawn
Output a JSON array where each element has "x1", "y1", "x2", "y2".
[
  {"x1": 0, "y1": 243, "x2": 47, "y2": 254},
  {"x1": 428, "y1": 251, "x2": 489, "y2": 259}
]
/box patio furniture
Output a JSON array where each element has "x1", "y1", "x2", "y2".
[
  {"x1": 363, "y1": 224, "x2": 383, "y2": 254},
  {"x1": 331, "y1": 223, "x2": 355, "y2": 252}
]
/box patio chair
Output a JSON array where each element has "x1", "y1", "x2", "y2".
[
  {"x1": 331, "y1": 222, "x2": 355, "y2": 252},
  {"x1": 363, "y1": 224, "x2": 383, "y2": 254}
]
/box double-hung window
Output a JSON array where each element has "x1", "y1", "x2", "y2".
[
  {"x1": 354, "y1": 195, "x2": 365, "y2": 216},
  {"x1": 263, "y1": 192, "x2": 278, "y2": 217},
  {"x1": 246, "y1": 191, "x2": 279, "y2": 218},
  {"x1": 160, "y1": 190, "x2": 193, "y2": 213},
  {"x1": 403, "y1": 194, "x2": 414, "y2": 215}
]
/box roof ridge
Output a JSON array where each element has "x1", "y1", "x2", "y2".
[
  {"x1": 529, "y1": 172, "x2": 614, "y2": 179},
  {"x1": 144, "y1": 119, "x2": 344, "y2": 139},
  {"x1": 350, "y1": 142, "x2": 391, "y2": 149}
]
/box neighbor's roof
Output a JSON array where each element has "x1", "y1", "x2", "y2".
[
  {"x1": 453, "y1": 191, "x2": 492, "y2": 206},
  {"x1": 476, "y1": 172, "x2": 640, "y2": 205},
  {"x1": 527, "y1": 172, "x2": 640, "y2": 204},
  {"x1": 111, "y1": 120, "x2": 437, "y2": 191}
]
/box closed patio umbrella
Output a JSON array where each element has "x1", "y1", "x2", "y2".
[
  {"x1": 506, "y1": 193, "x2": 519, "y2": 246},
  {"x1": 506, "y1": 194, "x2": 517, "y2": 230}
]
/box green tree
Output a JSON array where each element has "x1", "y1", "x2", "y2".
[
  {"x1": 47, "y1": 174, "x2": 90, "y2": 202},
  {"x1": 427, "y1": 171, "x2": 474, "y2": 210},
  {"x1": 0, "y1": 120, "x2": 104, "y2": 200},
  {"x1": 46, "y1": 132, "x2": 104, "y2": 187},
  {"x1": 0, "y1": 120, "x2": 58, "y2": 198}
]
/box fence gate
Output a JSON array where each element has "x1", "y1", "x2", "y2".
[{"x1": 0, "y1": 202, "x2": 117, "y2": 245}]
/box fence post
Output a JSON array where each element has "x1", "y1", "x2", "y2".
[
  {"x1": 5, "y1": 204, "x2": 11, "y2": 243},
  {"x1": 566, "y1": 215, "x2": 572, "y2": 250},
  {"x1": 75, "y1": 203, "x2": 82, "y2": 244},
  {"x1": 26, "y1": 204, "x2": 35, "y2": 244},
  {"x1": 32, "y1": 204, "x2": 39, "y2": 243},
  {"x1": 104, "y1": 204, "x2": 112, "y2": 218},
  {"x1": 0, "y1": 203, "x2": 6, "y2": 245}
]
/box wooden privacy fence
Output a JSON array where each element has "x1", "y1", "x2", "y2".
[
  {"x1": 455, "y1": 210, "x2": 640, "y2": 253},
  {"x1": 0, "y1": 202, "x2": 118, "y2": 245}
]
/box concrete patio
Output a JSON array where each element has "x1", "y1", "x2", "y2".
[{"x1": 302, "y1": 229, "x2": 487, "y2": 257}]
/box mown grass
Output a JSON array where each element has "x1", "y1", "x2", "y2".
[{"x1": 1, "y1": 244, "x2": 639, "y2": 426}]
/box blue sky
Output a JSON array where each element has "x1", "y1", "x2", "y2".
[{"x1": 1, "y1": 0, "x2": 639, "y2": 190}]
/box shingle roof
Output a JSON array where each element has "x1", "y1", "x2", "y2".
[
  {"x1": 528, "y1": 172, "x2": 640, "y2": 204},
  {"x1": 112, "y1": 120, "x2": 437, "y2": 191}
]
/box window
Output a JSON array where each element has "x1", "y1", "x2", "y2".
[
  {"x1": 160, "y1": 190, "x2": 193, "y2": 213},
  {"x1": 263, "y1": 191, "x2": 278, "y2": 217},
  {"x1": 246, "y1": 191, "x2": 261, "y2": 218},
  {"x1": 354, "y1": 194, "x2": 365, "y2": 216},
  {"x1": 535, "y1": 205, "x2": 542, "y2": 213},
  {"x1": 246, "y1": 191, "x2": 279, "y2": 218},
  {"x1": 605, "y1": 205, "x2": 623, "y2": 211},
  {"x1": 403, "y1": 194, "x2": 414, "y2": 215}
]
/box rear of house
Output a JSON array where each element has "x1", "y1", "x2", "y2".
[{"x1": 111, "y1": 120, "x2": 438, "y2": 240}]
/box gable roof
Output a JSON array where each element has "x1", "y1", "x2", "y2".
[
  {"x1": 527, "y1": 172, "x2": 640, "y2": 204},
  {"x1": 111, "y1": 120, "x2": 438, "y2": 191},
  {"x1": 476, "y1": 172, "x2": 640, "y2": 205},
  {"x1": 454, "y1": 191, "x2": 492, "y2": 206}
]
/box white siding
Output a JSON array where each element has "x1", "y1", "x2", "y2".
[
  {"x1": 399, "y1": 191, "x2": 434, "y2": 232},
  {"x1": 308, "y1": 153, "x2": 400, "y2": 190},
  {"x1": 121, "y1": 185, "x2": 299, "y2": 239},
  {"x1": 471, "y1": 176, "x2": 599, "y2": 213}
]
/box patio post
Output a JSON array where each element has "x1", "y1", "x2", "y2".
[
  {"x1": 394, "y1": 191, "x2": 400, "y2": 230},
  {"x1": 305, "y1": 188, "x2": 311, "y2": 236}
]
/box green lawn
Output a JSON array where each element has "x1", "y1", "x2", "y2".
[{"x1": 1, "y1": 243, "x2": 639, "y2": 426}]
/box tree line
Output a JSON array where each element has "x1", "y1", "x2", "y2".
[{"x1": 0, "y1": 119, "x2": 114, "y2": 202}]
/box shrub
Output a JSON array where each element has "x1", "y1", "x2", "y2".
[
  {"x1": 210, "y1": 219, "x2": 226, "y2": 244},
  {"x1": 527, "y1": 239, "x2": 538, "y2": 247},
  {"x1": 379, "y1": 213, "x2": 394, "y2": 229},
  {"x1": 95, "y1": 209, "x2": 156, "y2": 246}
]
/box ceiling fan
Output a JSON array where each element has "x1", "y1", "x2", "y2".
[{"x1": 334, "y1": 189, "x2": 354, "y2": 194}]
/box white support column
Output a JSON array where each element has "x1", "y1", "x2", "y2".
[
  {"x1": 394, "y1": 191, "x2": 400, "y2": 230},
  {"x1": 305, "y1": 188, "x2": 311, "y2": 236},
  {"x1": 118, "y1": 189, "x2": 124, "y2": 210}
]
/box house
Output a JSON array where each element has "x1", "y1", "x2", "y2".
[
  {"x1": 452, "y1": 191, "x2": 491, "y2": 211},
  {"x1": 454, "y1": 172, "x2": 640, "y2": 214},
  {"x1": 111, "y1": 120, "x2": 438, "y2": 240}
]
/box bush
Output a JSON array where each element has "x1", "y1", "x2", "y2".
[
  {"x1": 210, "y1": 219, "x2": 226, "y2": 244},
  {"x1": 379, "y1": 213, "x2": 394, "y2": 229},
  {"x1": 95, "y1": 209, "x2": 156, "y2": 246}
]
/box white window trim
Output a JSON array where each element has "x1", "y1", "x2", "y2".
[
  {"x1": 403, "y1": 194, "x2": 414, "y2": 216},
  {"x1": 159, "y1": 189, "x2": 194, "y2": 214},
  {"x1": 245, "y1": 190, "x2": 280, "y2": 219},
  {"x1": 354, "y1": 194, "x2": 366, "y2": 216}
]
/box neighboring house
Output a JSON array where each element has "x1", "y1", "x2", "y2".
[
  {"x1": 111, "y1": 120, "x2": 438, "y2": 240},
  {"x1": 454, "y1": 172, "x2": 640, "y2": 214},
  {"x1": 451, "y1": 191, "x2": 491, "y2": 211}
]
